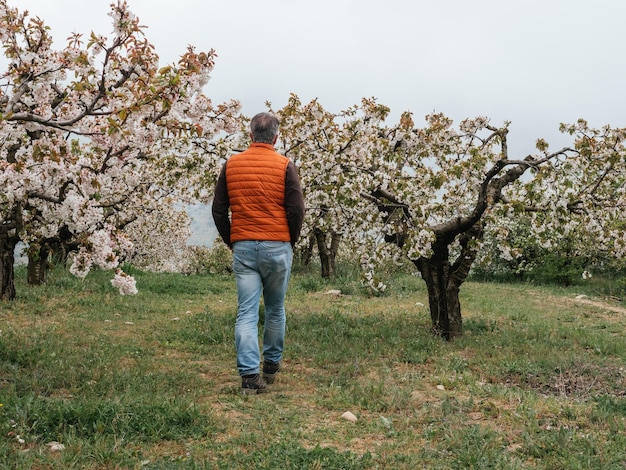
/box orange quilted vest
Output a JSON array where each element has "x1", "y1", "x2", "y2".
[{"x1": 226, "y1": 143, "x2": 291, "y2": 242}]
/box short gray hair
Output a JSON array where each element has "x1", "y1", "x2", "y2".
[{"x1": 250, "y1": 112, "x2": 279, "y2": 143}]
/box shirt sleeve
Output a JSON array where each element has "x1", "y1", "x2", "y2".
[
  {"x1": 284, "y1": 160, "x2": 305, "y2": 246},
  {"x1": 211, "y1": 163, "x2": 232, "y2": 248}
]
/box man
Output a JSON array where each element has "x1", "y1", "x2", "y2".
[{"x1": 211, "y1": 112, "x2": 305, "y2": 395}]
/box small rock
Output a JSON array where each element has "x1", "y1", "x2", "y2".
[
  {"x1": 324, "y1": 289, "x2": 342, "y2": 296},
  {"x1": 47, "y1": 442, "x2": 65, "y2": 452},
  {"x1": 436, "y1": 384, "x2": 445, "y2": 391},
  {"x1": 341, "y1": 411, "x2": 358, "y2": 422}
]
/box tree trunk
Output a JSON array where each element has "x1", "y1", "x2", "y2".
[
  {"x1": 415, "y1": 242, "x2": 462, "y2": 340},
  {"x1": 414, "y1": 224, "x2": 484, "y2": 341},
  {"x1": 298, "y1": 232, "x2": 316, "y2": 267},
  {"x1": 0, "y1": 229, "x2": 18, "y2": 301},
  {"x1": 48, "y1": 226, "x2": 77, "y2": 267},
  {"x1": 27, "y1": 245, "x2": 50, "y2": 285},
  {"x1": 416, "y1": 257, "x2": 462, "y2": 340},
  {"x1": 315, "y1": 228, "x2": 342, "y2": 278}
]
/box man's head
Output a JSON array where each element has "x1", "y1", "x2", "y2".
[{"x1": 250, "y1": 112, "x2": 279, "y2": 144}]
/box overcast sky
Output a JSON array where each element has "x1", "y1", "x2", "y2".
[{"x1": 16, "y1": 0, "x2": 626, "y2": 157}]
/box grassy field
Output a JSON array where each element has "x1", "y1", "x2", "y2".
[{"x1": 0, "y1": 266, "x2": 624, "y2": 469}]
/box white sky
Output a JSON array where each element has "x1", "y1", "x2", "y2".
[{"x1": 15, "y1": 0, "x2": 626, "y2": 157}]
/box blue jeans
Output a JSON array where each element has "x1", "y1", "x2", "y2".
[{"x1": 232, "y1": 241, "x2": 293, "y2": 376}]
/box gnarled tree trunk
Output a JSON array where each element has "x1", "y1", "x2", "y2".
[
  {"x1": 415, "y1": 245, "x2": 458, "y2": 340},
  {"x1": 413, "y1": 227, "x2": 481, "y2": 340}
]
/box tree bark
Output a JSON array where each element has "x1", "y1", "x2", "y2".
[
  {"x1": 0, "y1": 228, "x2": 18, "y2": 301},
  {"x1": 415, "y1": 247, "x2": 461, "y2": 340},
  {"x1": 414, "y1": 223, "x2": 484, "y2": 340},
  {"x1": 298, "y1": 232, "x2": 316, "y2": 267},
  {"x1": 27, "y1": 244, "x2": 50, "y2": 285},
  {"x1": 315, "y1": 228, "x2": 341, "y2": 278}
]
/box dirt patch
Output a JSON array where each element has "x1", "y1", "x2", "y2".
[
  {"x1": 505, "y1": 363, "x2": 626, "y2": 398},
  {"x1": 523, "y1": 290, "x2": 626, "y2": 328},
  {"x1": 527, "y1": 290, "x2": 626, "y2": 316},
  {"x1": 549, "y1": 364, "x2": 625, "y2": 398},
  {"x1": 571, "y1": 297, "x2": 626, "y2": 315}
]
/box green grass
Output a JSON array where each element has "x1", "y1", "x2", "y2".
[{"x1": 1, "y1": 267, "x2": 625, "y2": 469}]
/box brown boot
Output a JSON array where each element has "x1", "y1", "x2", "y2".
[
  {"x1": 241, "y1": 374, "x2": 269, "y2": 395},
  {"x1": 262, "y1": 360, "x2": 281, "y2": 384}
]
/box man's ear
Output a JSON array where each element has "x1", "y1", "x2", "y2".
[
  {"x1": 272, "y1": 134, "x2": 278, "y2": 145},
  {"x1": 249, "y1": 132, "x2": 255, "y2": 142}
]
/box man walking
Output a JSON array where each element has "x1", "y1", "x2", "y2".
[{"x1": 212, "y1": 112, "x2": 305, "y2": 395}]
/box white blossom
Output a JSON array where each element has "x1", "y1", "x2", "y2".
[{"x1": 111, "y1": 269, "x2": 138, "y2": 295}]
